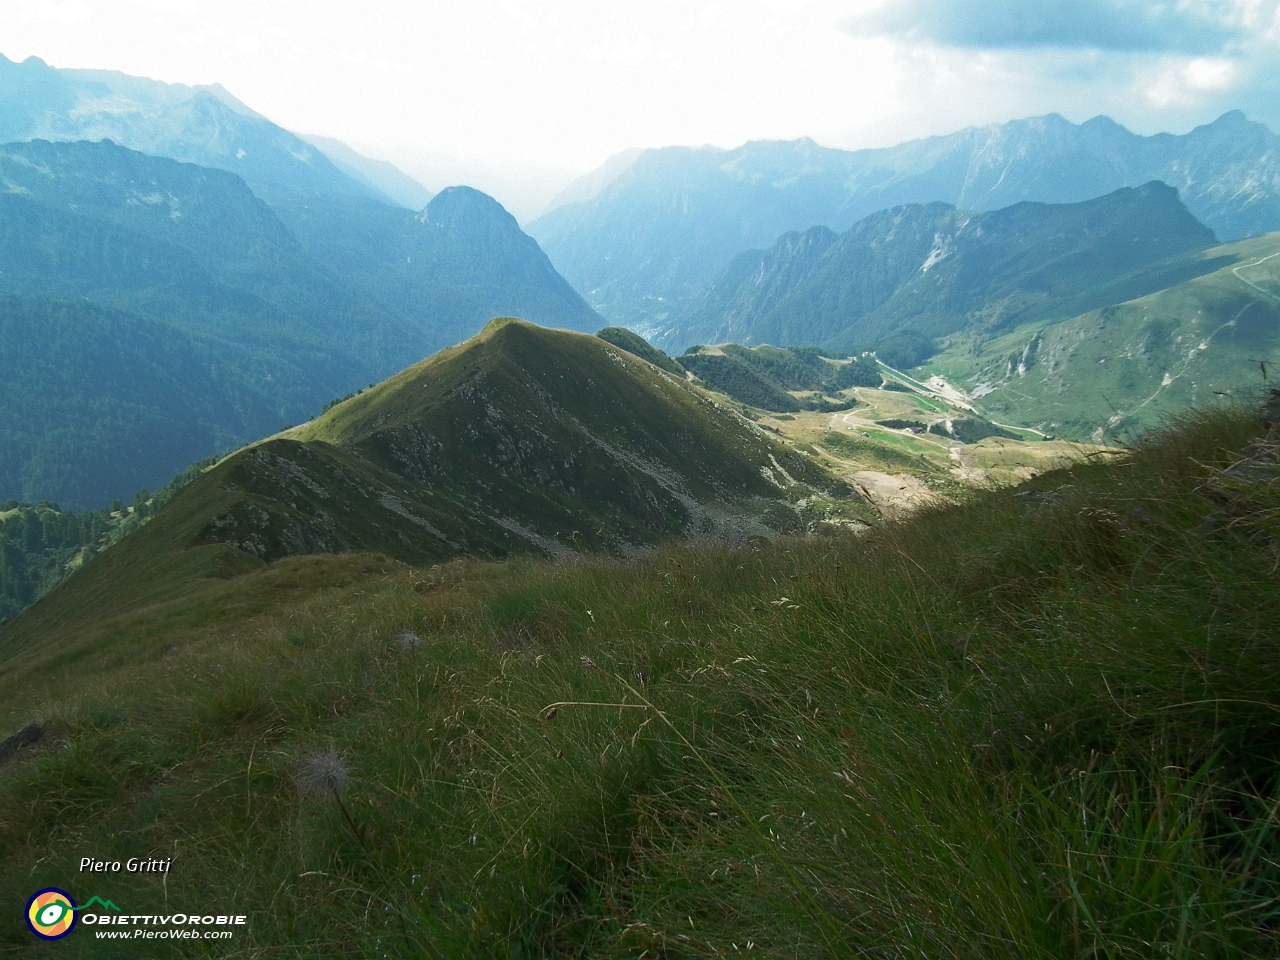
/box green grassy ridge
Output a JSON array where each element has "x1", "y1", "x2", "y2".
[
  {"x1": 593, "y1": 326, "x2": 685, "y2": 375},
  {"x1": 0, "y1": 320, "x2": 861, "y2": 665},
  {"x1": 298, "y1": 319, "x2": 843, "y2": 510},
  {"x1": 0, "y1": 404, "x2": 1275, "y2": 956},
  {"x1": 935, "y1": 234, "x2": 1280, "y2": 441}
]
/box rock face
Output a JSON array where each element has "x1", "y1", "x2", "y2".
[{"x1": 529, "y1": 112, "x2": 1280, "y2": 332}]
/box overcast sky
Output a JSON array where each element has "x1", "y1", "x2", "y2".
[{"x1": 6, "y1": 0, "x2": 1279, "y2": 180}]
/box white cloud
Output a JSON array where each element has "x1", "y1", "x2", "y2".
[
  {"x1": 16, "y1": 0, "x2": 93, "y2": 25},
  {"x1": 1140, "y1": 55, "x2": 1240, "y2": 106},
  {"x1": 2, "y1": 0, "x2": 1277, "y2": 183},
  {"x1": 125, "y1": 0, "x2": 204, "y2": 14}
]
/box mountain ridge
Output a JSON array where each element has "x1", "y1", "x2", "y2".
[
  {"x1": 664, "y1": 182, "x2": 1217, "y2": 355},
  {"x1": 529, "y1": 111, "x2": 1280, "y2": 331},
  {"x1": 0, "y1": 53, "x2": 384, "y2": 204}
]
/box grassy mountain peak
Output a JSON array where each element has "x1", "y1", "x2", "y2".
[{"x1": 0, "y1": 320, "x2": 861, "y2": 662}]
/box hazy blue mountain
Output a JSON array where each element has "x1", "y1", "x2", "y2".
[
  {"x1": 0, "y1": 139, "x2": 598, "y2": 360},
  {"x1": 0, "y1": 139, "x2": 409, "y2": 369},
  {"x1": 668, "y1": 183, "x2": 1217, "y2": 356},
  {"x1": 0, "y1": 141, "x2": 602, "y2": 508},
  {"x1": 0, "y1": 53, "x2": 382, "y2": 203},
  {"x1": 529, "y1": 139, "x2": 862, "y2": 331},
  {"x1": 674, "y1": 226, "x2": 838, "y2": 349},
  {"x1": 542, "y1": 148, "x2": 644, "y2": 212},
  {"x1": 529, "y1": 112, "x2": 1280, "y2": 333},
  {"x1": 303, "y1": 135, "x2": 434, "y2": 210},
  {"x1": 269, "y1": 187, "x2": 603, "y2": 351}
]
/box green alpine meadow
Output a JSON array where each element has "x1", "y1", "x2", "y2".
[
  {"x1": 1, "y1": 396, "x2": 1278, "y2": 957},
  {"x1": 3, "y1": 20, "x2": 1280, "y2": 959}
]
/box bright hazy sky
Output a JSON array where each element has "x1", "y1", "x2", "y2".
[{"x1": 6, "y1": 0, "x2": 1280, "y2": 179}]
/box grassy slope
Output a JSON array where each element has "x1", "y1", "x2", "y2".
[
  {"x1": 931, "y1": 235, "x2": 1280, "y2": 440},
  {"x1": 0, "y1": 405, "x2": 1276, "y2": 957}
]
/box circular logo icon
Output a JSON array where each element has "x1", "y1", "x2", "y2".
[{"x1": 26, "y1": 888, "x2": 77, "y2": 940}]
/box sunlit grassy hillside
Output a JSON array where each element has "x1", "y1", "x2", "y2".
[
  {"x1": 0, "y1": 401, "x2": 1277, "y2": 957},
  {"x1": 930, "y1": 235, "x2": 1280, "y2": 442}
]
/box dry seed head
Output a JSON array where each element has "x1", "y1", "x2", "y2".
[
  {"x1": 298, "y1": 748, "x2": 350, "y2": 795},
  {"x1": 396, "y1": 630, "x2": 422, "y2": 651}
]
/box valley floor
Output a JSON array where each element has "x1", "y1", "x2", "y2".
[{"x1": 752, "y1": 384, "x2": 1104, "y2": 515}]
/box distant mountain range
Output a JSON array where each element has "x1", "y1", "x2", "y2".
[
  {"x1": 3, "y1": 50, "x2": 1277, "y2": 503},
  {"x1": 0, "y1": 140, "x2": 600, "y2": 509},
  {"x1": 300, "y1": 134, "x2": 434, "y2": 210},
  {"x1": 0, "y1": 53, "x2": 400, "y2": 204},
  {"x1": 528, "y1": 112, "x2": 1280, "y2": 334},
  {"x1": 661, "y1": 179, "x2": 1280, "y2": 442},
  {"x1": 671, "y1": 182, "x2": 1217, "y2": 356}
]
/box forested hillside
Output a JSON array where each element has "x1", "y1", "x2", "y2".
[
  {"x1": 0, "y1": 457, "x2": 212, "y2": 624},
  {"x1": 0, "y1": 141, "x2": 600, "y2": 509}
]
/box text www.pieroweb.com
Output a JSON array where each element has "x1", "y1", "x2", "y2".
[{"x1": 85, "y1": 914, "x2": 245, "y2": 940}]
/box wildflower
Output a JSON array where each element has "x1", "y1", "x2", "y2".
[{"x1": 396, "y1": 630, "x2": 422, "y2": 651}]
